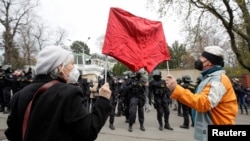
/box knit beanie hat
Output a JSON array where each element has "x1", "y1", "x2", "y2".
[
  {"x1": 201, "y1": 46, "x2": 224, "y2": 66},
  {"x1": 35, "y1": 46, "x2": 72, "y2": 75}
]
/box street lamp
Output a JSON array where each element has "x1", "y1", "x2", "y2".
[{"x1": 86, "y1": 37, "x2": 91, "y2": 45}]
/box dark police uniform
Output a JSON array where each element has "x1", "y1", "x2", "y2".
[
  {"x1": 98, "y1": 70, "x2": 118, "y2": 130},
  {"x1": 116, "y1": 78, "x2": 125, "y2": 117},
  {"x1": 119, "y1": 71, "x2": 133, "y2": 123},
  {"x1": 2, "y1": 66, "x2": 13, "y2": 114},
  {"x1": 149, "y1": 69, "x2": 173, "y2": 131},
  {"x1": 180, "y1": 75, "x2": 195, "y2": 129},
  {"x1": 126, "y1": 72, "x2": 146, "y2": 132}
]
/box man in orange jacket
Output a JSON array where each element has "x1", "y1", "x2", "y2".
[{"x1": 166, "y1": 46, "x2": 238, "y2": 141}]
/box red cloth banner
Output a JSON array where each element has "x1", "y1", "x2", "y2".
[{"x1": 102, "y1": 7, "x2": 170, "y2": 73}]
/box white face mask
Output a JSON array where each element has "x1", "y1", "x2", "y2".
[{"x1": 67, "y1": 67, "x2": 80, "y2": 84}]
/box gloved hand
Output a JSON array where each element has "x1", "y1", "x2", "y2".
[{"x1": 99, "y1": 83, "x2": 111, "y2": 99}]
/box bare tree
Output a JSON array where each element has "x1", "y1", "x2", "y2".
[
  {"x1": 147, "y1": 0, "x2": 250, "y2": 71},
  {"x1": 0, "y1": 0, "x2": 38, "y2": 65},
  {"x1": 185, "y1": 22, "x2": 224, "y2": 59},
  {"x1": 33, "y1": 23, "x2": 48, "y2": 51},
  {"x1": 17, "y1": 24, "x2": 38, "y2": 67},
  {"x1": 54, "y1": 27, "x2": 68, "y2": 46}
]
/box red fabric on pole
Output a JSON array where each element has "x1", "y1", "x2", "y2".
[{"x1": 102, "y1": 7, "x2": 170, "y2": 73}]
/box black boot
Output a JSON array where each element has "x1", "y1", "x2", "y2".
[
  {"x1": 180, "y1": 125, "x2": 189, "y2": 129},
  {"x1": 164, "y1": 124, "x2": 173, "y2": 130},
  {"x1": 128, "y1": 125, "x2": 133, "y2": 132},
  {"x1": 109, "y1": 124, "x2": 115, "y2": 130},
  {"x1": 244, "y1": 105, "x2": 248, "y2": 115},
  {"x1": 3, "y1": 107, "x2": 10, "y2": 114},
  {"x1": 159, "y1": 124, "x2": 163, "y2": 131},
  {"x1": 140, "y1": 125, "x2": 145, "y2": 131}
]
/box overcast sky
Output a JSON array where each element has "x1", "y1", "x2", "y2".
[{"x1": 38, "y1": 0, "x2": 181, "y2": 54}]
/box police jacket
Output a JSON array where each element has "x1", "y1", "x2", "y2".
[
  {"x1": 181, "y1": 83, "x2": 195, "y2": 93},
  {"x1": 3, "y1": 71, "x2": 14, "y2": 87},
  {"x1": 5, "y1": 75, "x2": 112, "y2": 141},
  {"x1": 126, "y1": 78, "x2": 145, "y2": 99},
  {"x1": 149, "y1": 79, "x2": 169, "y2": 99}
]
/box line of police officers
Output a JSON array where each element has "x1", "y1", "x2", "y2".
[
  {"x1": 94, "y1": 69, "x2": 175, "y2": 132},
  {"x1": 1, "y1": 65, "x2": 197, "y2": 132},
  {"x1": 0, "y1": 65, "x2": 34, "y2": 114}
]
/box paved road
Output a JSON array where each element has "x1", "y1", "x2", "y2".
[{"x1": 0, "y1": 106, "x2": 249, "y2": 141}]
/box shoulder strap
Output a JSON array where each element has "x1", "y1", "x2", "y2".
[{"x1": 22, "y1": 80, "x2": 59, "y2": 141}]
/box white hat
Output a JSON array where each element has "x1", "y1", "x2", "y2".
[
  {"x1": 35, "y1": 46, "x2": 72, "y2": 75},
  {"x1": 203, "y1": 46, "x2": 224, "y2": 58},
  {"x1": 202, "y1": 46, "x2": 224, "y2": 66}
]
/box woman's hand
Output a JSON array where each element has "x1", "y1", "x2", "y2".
[{"x1": 99, "y1": 83, "x2": 111, "y2": 99}]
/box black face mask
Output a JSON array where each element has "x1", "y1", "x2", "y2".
[
  {"x1": 194, "y1": 59, "x2": 203, "y2": 71},
  {"x1": 153, "y1": 75, "x2": 161, "y2": 80}
]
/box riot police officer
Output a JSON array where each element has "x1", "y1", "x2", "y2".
[
  {"x1": 78, "y1": 73, "x2": 90, "y2": 111},
  {"x1": 2, "y1": 65, "x2": 14, "y2": 114},
  {"x1": 120, "y1": 71, "x2": 133, "y2": 123},
  {"x1": 116, "y1": 78, "x2": 125, "y2": 117},
  {"x1": 180, "y1": 75, "x2": 195, "y2": 129},
  {"x1": 126, "y1": 71, "x2": 146, "y2": 132},
  {"x1": 98, "y1": 70, "x2": 118, "y2": 130},
  {"x1": 148, "y1": 69, "x2": 173, "y2": 131}
]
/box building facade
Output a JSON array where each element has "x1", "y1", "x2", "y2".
[{"x1": 75, "y1": 52, "x2": 117, "y2": 81}]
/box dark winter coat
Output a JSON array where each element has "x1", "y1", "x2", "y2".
[{"x1": 5, "y1": 75, "x2": 111, "y2": 141}]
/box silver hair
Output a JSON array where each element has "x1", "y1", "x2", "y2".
[{"x1": 49, "y1": 54, "x2": 75, "y2": 79}]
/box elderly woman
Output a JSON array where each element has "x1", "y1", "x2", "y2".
[{"x1": 5, "y1": 46, "x2": 112, "y2": 141}]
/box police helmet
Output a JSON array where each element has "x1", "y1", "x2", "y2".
[
  {"x1": 129, "y1": 72, "x2": 136, "y2": 78},
  {"x1": 123, "y1": 71, "x2": 132, "y2": 76},
  {"x1": 152, "y1": 69, "x2": 161, "y2": 76},
  {"x1": 176, "y1": 78, "x2": 182, "y2": 84},
  {"x1": 138, "y1": 68, "x2": 146, "y2": 74},
  {"x1": 2, "y1": 65, "x2": 11, "y2": 71},
  {"x1": 182, "y1": 75, "x2": 192, "y2": 83},
  {"x1": 2, "y1": 65, "x2": 12, "y2": 73}
]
